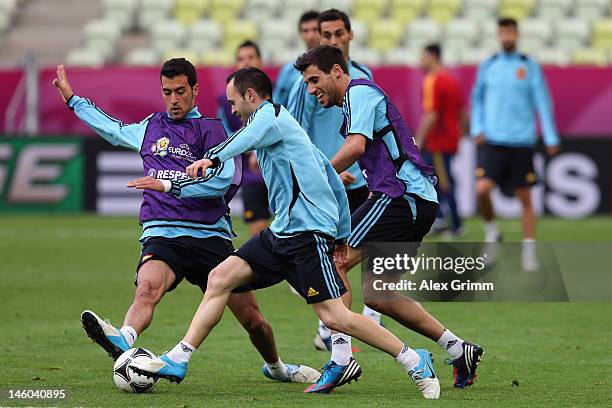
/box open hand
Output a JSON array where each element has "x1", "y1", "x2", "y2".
[
  {"x1": 127, "y1": 176, "x2": 165, "y2": 192},
  {"x1": 334, "y1": 243, "x2": 348, "y2": 265},
  {"x1": 52, "y1": 64, "x2": 74, "y2": 103}
]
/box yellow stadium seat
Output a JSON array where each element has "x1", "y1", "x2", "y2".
[
  {"x1": 200, "y1": 49, "x2": 234, "y2": 66},
  {"x1": 210, "y1": 0, "x2": 244, "y2": 22},
  {"x1": 369, "y1": 20, "x2": 404, "y2": 51},
  {"x1": 428, "y1": 0, "x2": 461, "y2": 24},
  {"x1": 354, "y1": 0, "x2": 388, "y2": 24},
  {"x1": 163, "y1": 49, "x2": 200, "y2": 64},
  {"x1": 593, "y1": 19, "x2": 612, "y2": 50},
  {"x1": 500, "y1": 0, "x2": 534, "y2": 19},
  {"x1": 174, "y1": 7, "x2": 205, "y2": 25},
  {"x1": 175, "y1": 0, "x2": 209, "y2": 11},
  {"x1": 391, "y1": 0, "x2": 425, "y2": 21},
  {"x1": 572, "y1": 48, "x2": 607, "y2": 66}
]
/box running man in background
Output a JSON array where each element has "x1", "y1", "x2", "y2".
[
  {"x1": 273, "y1": 10, "x2": 320, "y2": 107},
  {"x1": 217, "y1": 40, "x2": 271, "y2": 236},
  {"x1": 295, "y1": 45, "x2": 484, "y2": 391},
  {"x1": 471, "y1": 18, "x2": 560, "y2": 271},
  {"x1": 130, "y1": 67, "x2": 441, "y2": 399},
  {"x1": 287, "y1": 8, "x2": 381, "y2": 351},
  {"x1": 53, "y1": 59, "x2": 320, "y2": 384},
  {"x1": 415, "y1": 44, "x2": 466, "y2": 239}
]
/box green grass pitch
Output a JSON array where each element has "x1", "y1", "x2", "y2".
[{"x1": 1, "y1": 215, "x2": 611, "y2": 407}]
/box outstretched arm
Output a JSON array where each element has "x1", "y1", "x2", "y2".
[
  {"x1": 53, "y1": 64, "x2": 148, "y2": 151},
  {"x1": 330, "y1": 134, "x2": 366, "y2": 174}
]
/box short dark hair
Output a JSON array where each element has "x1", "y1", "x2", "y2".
[
  {"x1": 299, "y1": 10, "x2": 320, "y2": 29},
  {"x1": 226, "y1": 67, "x2": 272, "y2": 99},
  {"x1": 294, "y1": 45, "x2": 348, "y2": 74},
  {"x1": 236, "y1": 40, "x2": 261, "y2": 59},
  {"x1": 160, "y1": 58, "x2": 197, "y2": 87},
  {"x1": 423, "y1": 43, "x2": 441, "y2": 60},
  {"x1": 498, "y1": 17, "x2": 518, "y2": 29},
  {"x1": 318, "y1": 8, "x2": 351, "y2": 32}
]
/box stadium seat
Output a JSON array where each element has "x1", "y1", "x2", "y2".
[
  {"x1": 124, "y1": 47, "x2": 160, "y2": 66},
  {"x1": 369, "y1": 19, "x2": 404, "y2": 51},
  {"x1": 141, "y1": 0, "x2": 174, "y2": 13},
  {"x1": 351, "y1": 19, "x2": 369, "y2": 46},
  {"x1": 174, "y1": 0, "x2": 209, "y2": 26},
  {"x1": 350, "y1": 47, "x2": 383, "y2": 66},
  {"x1": 163, "y1": 48, "x2": 201, "y2": 64},
  {"x1": 384, "y1": 46, "x2": 421, "y2": 65},
  {"x1": 444, "y1": 19, "x2": 480, "y2": 50},
  {"x1": 246, "y1": 0, "x2": 282, "y2": 21},
  {"x1": 269, "y1": 47, "x2": 298, "y2": 65},
  {"x1": 390, "y1": 0, "x2": 426, "y2": 24},
  {"x1": 138, "y1": 10, "x2": 171, "y2": 30},
  {"x1": 427, "y1": 0, "x2": 462, "y2": 24},
  {"x1": 575, "y1": 0, "x2": 609, "y2": 22},
  {"x1": 151, "y1": 20, "x2": 188, "y2": 53},
  {"x1": 280, "y1": 0, "x2": 320, "y2": 22},
  {"x1": 66, "y1": 48, "x2": 106, "y2": 67},
  {"x1": 499, "y1": 0, "x2": 535, "y2": 20},
  {"x1": 535, "y1": 48, "x2": 570, "y2": 66},
  {"x1": 464, "y1": 0, "x2": 499, "y2": 20},
  {"x1": 555, "y1": 19, "x2": 590, "y2": 52},
  {"x1": 223, "y1": 20, "x2": 258, "y2": 51},
  {"x1": 460, "y1": 47, "x2": 494, "y2": 65},
  {"x1": 405, "y1": 19, "x2": 442, "y2": 48},
  {"x1": 260, "y1": 19, "x2": 297, "y2": 51},
  {"x1": 354, "y1": 0, "x2": 388, "y2": 24},
  {"x1": 210, "y1": 0, "x2": 245, "y2": 23},
  {"x1": 520, "y1": 18, "x2": 553, "y2": 45},
  {"x1": 200, "y1": 49, "x2": 234, "y2": 66},
  {"x1": 83, "y1": 19, "x2": 122, "y2": 44},
  {"x1": 188, "y1": 20, "x2": 223, "y2": 51},
  {"x1": 572, "y1": 47, "x2": 607, "y2": 65},
  {"x1": 592, "y1": 19, "x2": 612, "y2": 49},
  {"x1": 537, "y1": 0, "x2": 572, "y2": 21}
]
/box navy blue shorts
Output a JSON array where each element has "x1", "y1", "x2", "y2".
[
  {"x1": 477, "y1": 143, "x2": 536, "y2": 195},
  {"x1": 348, "y1": 193, "x2": 438, "y2": 248},
  {"x1": 137, "y1": 236, "x2": 251, "y2": 293},
  {"x1": 233, "y1": 229, "x2": 347, "y2": 304},
  {"x1": 242, "y1": 182, "x2": 271, "y2": 223}
]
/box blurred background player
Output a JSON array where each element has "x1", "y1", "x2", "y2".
[
  {"x1": 217, "y1": 40, "x2": 271, "y2": 236},
  {"x1": 471, "y1": 18, "x2": 560, "y2": 271},
  {"x1": 54, "y1": 58, "x2": 319, "y2": 384},
  {"x1": 415, "y1": 44, "x2": 466, "y2": 239},
  {"x1": 273, "y1": 11, "x2": 320, "y2": 107},
  {"x1": 287, "y1": 9, "x2": 381, "y2": 351}
]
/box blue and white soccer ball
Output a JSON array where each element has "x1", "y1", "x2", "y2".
[{"x1": 113, "y1": 348, "x2": 158, "y2": 393}]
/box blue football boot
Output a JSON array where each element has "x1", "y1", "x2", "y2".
[
  {"x1": 129, "y1": 354, "x2": 188, "y2": 384},
  {"x1": 304, "y1": 358, "x2": 362, "y2": 394},
  {"x1": 262, "y1": 363, "x2": 321, "y2": 383}
]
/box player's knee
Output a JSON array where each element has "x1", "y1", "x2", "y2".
[
  {"x1": 135, "y1": 279, "x2": 164, "y2": 305},
  {"x1": 476, "y1": 181, "x2": 492, "y2": 197},
  {"x1": 318, "y1": 309, "x2": 350, "y2": 333},
  {"x1": 206, "y1": 267, "x2": 231, "y2": 294},
  {"x1": 364, "y1": 300, "x2": 384, "y2": 313}
]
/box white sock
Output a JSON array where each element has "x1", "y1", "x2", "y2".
[
  {"x1": 395, "y1": 345, "x2": 420, "y2": 372},
  {"x1": 330, "y1": 333, "x2": 353, "y2": 365},
  {"x1": 362, "y1": 305, "x2": 382, "y2": 324},
  {"x1": 484, "y1": 221, "x2": 499, "y2": 242},
  {"x1": 436, "y1": 329, "x2": 464, "y2": 360},
  {"x1": 264, "y1": 358, "x2": 289, "y2": 379},
  {"x1": 120, "y1": 326, "x2": 137, "y2": 347},
  {"x1": 166, "y1": 340, "x2": 196, "y2": 364},
  {"x1": 522, "y1": 238, "x2": 536, "y2": 253},
  {"x1": 318, "y1": 320, "x2": 331, "y2": 339}
]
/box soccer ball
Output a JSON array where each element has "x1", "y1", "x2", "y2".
[{"x1": 113, "y1": 348, "x2": 158, "y2": 393}]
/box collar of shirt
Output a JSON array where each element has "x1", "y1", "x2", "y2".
[{"x1": 166, "y1": 106, "x2": 202, "y2": 120}]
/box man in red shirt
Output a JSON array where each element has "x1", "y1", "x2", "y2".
[{"x1": 415, "y1": 44, "x2": 467, "y2": 238}]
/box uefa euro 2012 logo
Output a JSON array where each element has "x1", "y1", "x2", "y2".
[{"x1": 151, "y1": 137, "x2": 170, "y2": 157}]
